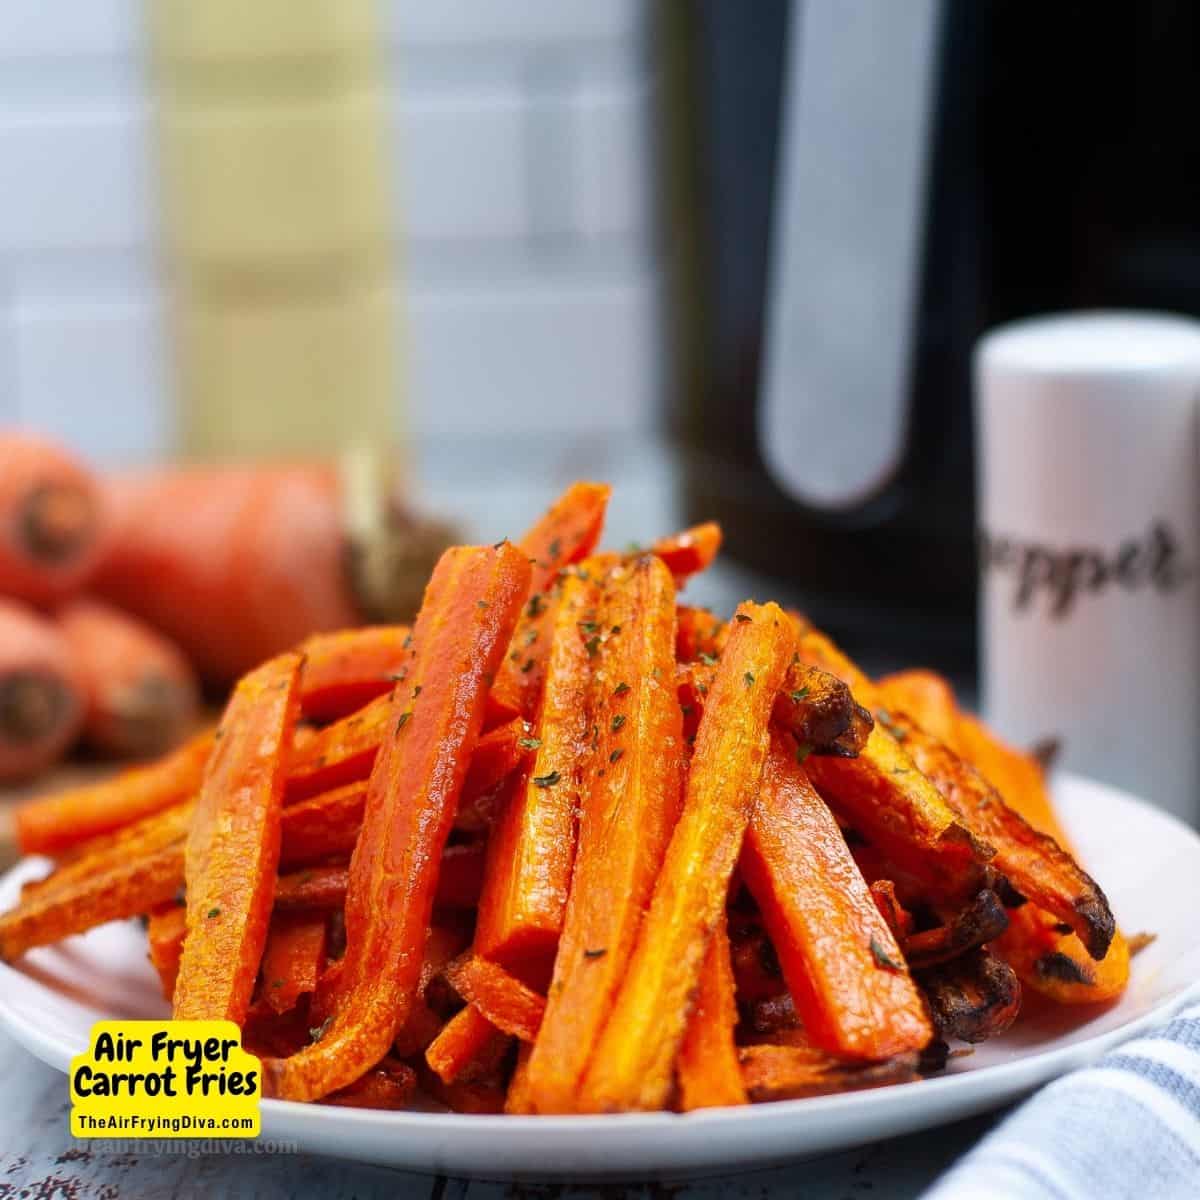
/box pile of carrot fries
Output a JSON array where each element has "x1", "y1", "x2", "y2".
[{"x1": 0, "y1": 483, "x2": 1130, "y2": 1114}]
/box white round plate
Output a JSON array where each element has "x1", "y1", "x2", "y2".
[{"x1": 2, "y1": 772, "x2": 1198, "y2": 1180}]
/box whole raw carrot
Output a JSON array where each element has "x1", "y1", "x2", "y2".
[
  {"x1": 578, "y1": 601, "x2": 794, "y2": 1113},
  {"x1": 740, "y1": 733, "x2": 932, "y2": 1060},
  {"x1": 262, "y1": 542, "x2": 529, "y2": 1101},
  {"x1": 473, "y1": 561, "x2": 609, "y2": 984},
  {"x1": 0, "y1": 433, "x2": 110, "y2": 606},
  {"x1": 524, "y1": 555, "x2": 683, "y2": 1112},
  {"x1": 57, "y1": 598, "x2": 199, "y2": 760},
  {"x1": 92, "y1": 465, "x2": 450, "y2": 684},
  {"x1": 0, "y1": 599, "x2": 84, "y2": 782},
  {"x1": 173, "y1": 652, "x2": 303, "y2": 1023},
  {"x1": 676, "y1": 910, "x2": 746, "y2": 1111},
  {"x1": 15, "y1": 729, "x2": 212, "y2": 856}
]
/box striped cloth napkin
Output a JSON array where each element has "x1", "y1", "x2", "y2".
[{"x1": 924, "y1": 993, "x2": 1200, "y2": 1200}]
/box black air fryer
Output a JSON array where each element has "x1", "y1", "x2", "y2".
[{"x1": 665, "y1": 0, "x2": 1200, "y2": 671}]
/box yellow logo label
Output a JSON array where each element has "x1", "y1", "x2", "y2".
[{"x1": 70, "y1": 1021, "x2": 261, "y2": 1139}]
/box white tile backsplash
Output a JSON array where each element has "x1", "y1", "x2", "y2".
[
  {"x1": 392, "y1": 87, "x2": 530, "y2": 243},
  {"x1": 0, "y1": 108, "x2": 153, "y2": 252},
  {"x1": 407, "y1": 272, "x2": 660, "y2": 436},
  {"x1": 12, "y1": 295, "x2": 172, "y2": 464},
  {"x1": 0, "y1": 1, "x2": 663, "y2": 457}
]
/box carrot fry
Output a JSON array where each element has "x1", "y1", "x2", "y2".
[
  {"x1": 889, "y1": 712, "x2": 1114, "y2": 960},
  {"x1": 578, "y1": 601, "x2": 794, "y2": 1113},
  {"x1": 0, "y1": 844, "x2": 181, "y2": 961},
  {"x1": 15, "y1": 729, "x2": 213, "y2": 856},
  {"x1": 505, "y1": 1043, "x2": 536, "y2": 1114},
  {"x1": 298, "y1": 626, "x2": 412, "y2": 720},
  {"x1": 523, "y1": 555, "x2": 684, "y2": 1112},
  {"x1": 728, "y1": 917, "x2": 788, "y2": 1002},
  {"x1": 738, "y1": 1043, "x2": 919, "y2": 1102},
  {"x1": 474, "y1": 561, "x2": 610, "y2": 985},
  {"x1": 460, "y1": 718, "x2": 532, "y2": 806},
  {"x1": 259, "y1": 913, "x2": 328, "y2": 1015},
  {"x1": 417, "y1": 1063, "x2": 506, "y2": 1114},
  {"x1": 321, "y1": 1059, "x2": 416, "y2": 1110},
  {"x1": 950, "y1": 711, "x2": 1130, "y2": 1002},
  {"x1": 262, "y1": 542, "x2": 529, "y2": 1101},
  {"x1": 518, "y1": 481, "x2": 611, "y2": 595},
  {"x1": 740, "y1": 733, "x2": 932, "y2": 1060},
  {"x1": 649, "y1": 522, "x2": 722, "y2": 585},
  {"x1": 446, "y1": 955, "x2": 546, "y2": 1043},
  {"x1": 917, "y1": 948, "x2": 1022, "y2": 1043},
  {"x1": 392, "y1": 922, "x2": 472, "y2": 1057},
  {"x1": 277, "y1": 782, "x2": 367, "y2": 870},
  {"x1": 286, "y1": 693, "x2": 390, "y2": 800},
  {"x1": 903, "y1": 889, "x2": 1010, "y2": 970},
  {"x1": 173, "y1": 652, "x2": 303, "y2": 1023},
  {"x1": 675, "y1": 606, "x2": 727, "y2": 662},
  {"x1": 147, "y1": 903, "x2": 187, "y2": 1002},
  {"x1": 877, "y1": 670, "x2": 962, "y2": 752},
  {"x1": 274, "y1": 865, "x2": 349, "y2": 912},
  {"x1": 425, "y1": 1003, "x2": 511, "y2": 1085},
  {"x1": 676, "y1": 911, "x2": 746, "y2": 1111},
  {"x1": 798, "y1": 628, "x2": 992, "y2": 902},
  {"x1": 435, "y1": 842, "x2": 487, "y2": 911}
]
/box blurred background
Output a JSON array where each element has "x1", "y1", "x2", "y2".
[{"x1": 1, "y1": 0, "x2": 1198, "y2": 797}]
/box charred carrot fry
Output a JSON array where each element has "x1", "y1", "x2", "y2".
[
  {"x1": 259, "y1": 913, "x2": 328, "y2": 1015},
  {"x1": 953, "y1": 712, "x2": 1130, "y2": 1001},
  {"x1": 889, "y1": 712, "x2": 1114, "y2": 960},
  {"x1": 676, "y1": 911, "x2": 746, "y2": 1111},
  {"x1": 173, "y1": 652, "x2": 303, "y2": 1023},
  {"x1": 322, "y1": 1058, "x2": 416, "y2": 1110},
  {"x1": 675, "y1": 606, "x2": 727, "y2": 662},
  {"x1": 738, "y1": 1043, "x2": 919, "y2": 1102},
  {"x1": 797, "y1": 630, "x2": 992, "y2": 903},
  {"x1": 740, "y1": 733, "x2": 932, "y2": 1060},
  {"x1": 519, "y1": 481, "x2": 611, "y2": 595},
  {"x1": 15, "y1": 729, "x2": 213, "y2": 856},
  {"x1": 524, "y1": 555, "x2": 684, "y2": 1112},
  {"x1": 262, "y1": 542, "x2": 529, "y2": 1101},
  {"x1": 446, "y1": 955, "x2": 546, "y2": 1043},
  {"x1": 0, "y1": 844, "x2": 181, "y2": 960},
  {"x1": 917, "y1": 947, "x2": 1022, "y2": 1044},
  {"x1": 147, "y1": 903, "x2": 186, "y2": 1002},
  {"x1": 649, "y1": 522, "x2": 722, "y2": 585},
  {"x1": 474, "y1": 561, "x2": 610, "y2": 985},
  {"x1": 578, "y1": 601, "x2": 794, "y2": 1113},
  {"x1": 298, "y1": 626, "x2": 412, "y2": 720},
  {"x1": 425, "y1": 1003, "x2": 510, "y2": 1085}
]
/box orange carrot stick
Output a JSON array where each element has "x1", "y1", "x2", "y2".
[
  {"x1": 0, "y1": 845, "x2": 182, "y2": 961},
  {"x1": 505, "y1": 1043, "x2": 536, "y2": 1114},
  {"x1": 0, "y1": 599, "x2": 84, "y2": 783},
  {"x1": 424, "y1": 1003, "x2": 510, "y2": 1085},
  {"x1": 474, "y1": 561, "x2": 610, "y2": 985},
  {"x1": 675, "y1": 606, "x2": 727, "y2": 662},
  {"x1": 578, "y1": 601, "x2": 794, "y2": 1113},
  {"x1": 57, "y1": 599, "x2": 199, "y2": 760},
  {"x1": 524, "y1": 555, "x2": 684, "y2": 1112},
  {"x1": 259, "y1": 913, "x2": 328, "y2": 1015},
  {"x1": 16, "y1": 729, "x2": 213, "y2": 856},
  {"x1": 890, "y1": 712, "x2": 1114, "y2": 960},
  {"x1": 0, "y1": 433, "x2": 110, "y2": 606},
  {"x1": 173, "y1": 652, "x2": 303, "y2": 1023},
  {"x1": 738, "y1": 1042, "x2": 919, "y2": 1102},
  {"x1": 518, "y1": 482, "x2": 611, "y2": 595},
  {"x1": 147, "y1": 903, "x2": 187, "y2": 1002},
  {"x1": 676, "y1": 911, "x2": 746, "y2": 1110},
  {"x1": 273, "y1": 865, "x2": 349, "y2": 912},
  {"x1": 298, "y1": 626, "x2": 412, "y2": 720},
  {"x1": 321, "y1": 1058, "x2": 416, "y2": 1110},
  {"x1": 740, "y1": 733, "x2": 932, "y2": 1060},
  {"x1": 277, "y1": 781, "x2": 367, "y2": 869},
  {"x1": 445, "y1": 955, "x2": 546, "y2": 1043},
  {"x1": 649, "y1": 522, "x2": 722, "y2": 585},
  {"x1": 262, "y1": 542, "x2": 529, "y2": 1101},
  {"x1": 876, "y1": 670, "x2": 963, "y2": 752}
]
